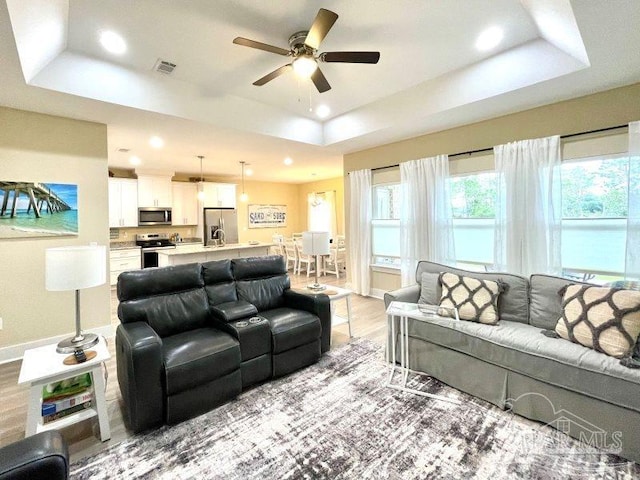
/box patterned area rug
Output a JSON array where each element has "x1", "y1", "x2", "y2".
[{"x1": 71, "y1": 339, "x2": 639, "y2": 479}]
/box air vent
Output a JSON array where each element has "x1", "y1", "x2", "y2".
[
  {"x1": 117, "y1": 148, "x2": 130, "y2": 153},
  {"x1": 154, "y1": 59, "x2": 177, "y2": 74}
]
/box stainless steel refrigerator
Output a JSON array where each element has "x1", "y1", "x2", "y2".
[{"x1": 204, "y1": 208, "x2": 238, "y2": 246}]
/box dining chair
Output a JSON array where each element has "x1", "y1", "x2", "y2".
[{"x1": 294, "y1": 238, "x2": 316, "y2": 277}]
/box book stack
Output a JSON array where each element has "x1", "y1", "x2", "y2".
[{"x1": 41, "y1": 373, "x2": 94, "y2": 424}]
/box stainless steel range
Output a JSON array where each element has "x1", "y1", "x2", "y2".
[{"x1": 136, "y1": 233, "x2": 176, "y2": 268}]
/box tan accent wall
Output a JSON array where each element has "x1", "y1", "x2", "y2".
[
  {"x1": 0, "y1": 107, "x2": 110, "y2": 349},
  {"x1": 344, "y1": 82, "x2": 640, "y2": 294},
  {"x1": 345, "y1": 83, "x2": 640, "y2": 172},
  {"x1": 236, "y1": 180, "x2": 301, "y2": 242}
]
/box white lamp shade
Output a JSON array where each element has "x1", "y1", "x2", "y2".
[
  {"x1": 45, "y1": 245, "x2": 106, "y2": 291},
  {"x1": 302, "y1": 231, "x2": 330, "y2": 256}
]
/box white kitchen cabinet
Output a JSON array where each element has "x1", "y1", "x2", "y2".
[
  {"x1": 108, "y1": 178, "x2": 138, "y2": 228},
  {"x1": 201, "y1": 182, "x2": 236, "y2": 208},
  {"x1": 172, "y1": 182, "x2": 198, "y2": 225},
  {"x1": 137, "y1": 175, "x2": 172, "y2": 207},
  {"x1": 109, "y1": 248, "x2": 141, "y2": 285}
]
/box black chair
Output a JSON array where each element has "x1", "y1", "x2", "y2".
[{"x1": 0, "y1": 430, "x2": 69, "y2": 480}]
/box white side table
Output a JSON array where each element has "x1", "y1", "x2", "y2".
[
  {"x1": 326, "y1": 285, "x2": 353, "y2": 338},
  {"x1": 386, "y1": 301, "x2": 460, "y2": 404},
  {"x1": 18, "y1": 336, "x2": 111, "y2": 441},
  {"x1": 294, "y1": 285, "x2": 353, "y2": 340}
]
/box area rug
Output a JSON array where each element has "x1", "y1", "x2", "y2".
[{"x1": 71, "y1": 339, "x2": 639, "y2": 479}]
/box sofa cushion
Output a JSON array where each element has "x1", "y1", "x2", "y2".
[
  {"x1": 529, "y1": 274, "x2": 590, "y2": 329},
  {"x1": 419, "y1": 272, "x2": 440, "y2": 305},
  {"x1": 232, "y1": 255, "x2": 287, "y2": 280},
  {"x1": 211, "y1": 300, "x2": 258, "y2": 322},
  {"x1": 260, "y1": 308, "x2": 321, "y2": 354},
  {"x1": 118, "y1": 263, "x2": 203, "y2": 302},
  {"x1": 439, "y1": 272, "x2": 502, "y2": 324},
  {"x1": 236, "y1": 276, "x2": 289, "y2": 312},
  {"x1": 202, "y1": 260, "x2": 237, "y2": 306},
  {"x1": 201, "y1": 259, "x2": 234, "y2": 284},
  {"x1": 415, "y1": 261, "x2": 529, "y2": 324},
  {"x1": 118, "y1": 288, "x2": 211, "y2": 338},
  {"x1": 401, "y1": 315, "x2": 640, "y2": 413},
  {"x1": 162, "y1": 328, "x2": 240, "y2": 395},
  {"x1": 555, "y1": 285, "x2": 640, "y2": 358}
]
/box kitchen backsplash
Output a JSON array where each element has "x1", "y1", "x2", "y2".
[{"x1": 109, "y1": 225, "x2": 200, "y2": 243}]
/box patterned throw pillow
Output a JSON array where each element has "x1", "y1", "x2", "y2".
[
  {"x1": 555, "y1": 285, "x2": 640, "y2": 358},
  {"x1": 438, "y1": 272, "x2": 503, "y2": 325}
]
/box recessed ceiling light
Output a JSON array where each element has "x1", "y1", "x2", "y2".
[
  {"x1": 316, "y1": 105, "x2": 330, "y2": 119},
  {"x1": 283, "y1": 157, "x2": 293, "y2": 166},
  {"x1": 245, "y1": 168, "x2": 253, "y2": 176},
  {"x1": 149, "y1": 136, "x2": 164, "y2": 148},
  {"x1": 99, "y1": 30, "x2": 127, "y2": 55},
  {"x1": 129, "y1": 155, "x2": 141, "y2": 166},
  {"x1": 475, "y1": 26, "x2": 504, "y2": 51}
]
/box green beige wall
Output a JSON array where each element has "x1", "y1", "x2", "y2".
[
  {"x1": 343, "y1": 82, "x2": 640, "y2": 294},
  {"x1": 0, "y1": 107, "x2": 110, "y2": 359}
]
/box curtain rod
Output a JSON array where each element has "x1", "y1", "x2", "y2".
[{"x1": 366, "y1": 124, "x2": 628, "y2": 172}]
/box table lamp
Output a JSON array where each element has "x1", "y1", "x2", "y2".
[
  {"x1": 45, "y1": 244, "x2": 106, "y2": 362},
  {"x1": 302, "y1": 231, "x2": 330, "y2": 291}
]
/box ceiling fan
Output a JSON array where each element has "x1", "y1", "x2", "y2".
[{"x1": 233, "y1": 8, "x2": 380, "y2": 93}]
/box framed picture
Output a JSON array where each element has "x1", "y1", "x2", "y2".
[
  {"x1": 248, "y1": 204, "x2": 287, "y2": 228},
  {"x1": 0, "y1": 181, "x2": 78, "y2": 238}
]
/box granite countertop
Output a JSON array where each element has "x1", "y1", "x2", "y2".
[
  {"x1": 110, "y1": 242, "x2": 140, "y2": 250},
  {"x1": 159, "y1": 242, "x2": 274, "y2": 256},
  {"x1": 175, "y1": 237, "x2": 202, "y2": 245}
]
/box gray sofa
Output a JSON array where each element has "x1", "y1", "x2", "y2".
[{"x1": 384, "y1": 260, "x2": 640, "y2": 463}]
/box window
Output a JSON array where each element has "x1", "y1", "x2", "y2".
[
  {"x1": 561, "y1": 154, "x2": 628, "y2": 282},
  {"x1": 371, "y1": 183, "x2": 400, "y2": 267},
  {"x1": 450, "y1": 172, "x2": 496, "y2": 268}
]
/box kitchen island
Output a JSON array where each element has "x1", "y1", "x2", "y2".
[{"x1": 157, "y1": 242, "x2": 274, "y2": 267}]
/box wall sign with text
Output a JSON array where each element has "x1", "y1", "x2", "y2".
[{"x1": 248, "y1": 204, "x2": 287, "y2": 228}]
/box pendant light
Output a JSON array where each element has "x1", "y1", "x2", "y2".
[
  {"x1": 197, "y1": 155, "x2": 205, "y2": 201},
  {"x1": 239, "y1": 161, "x2": 248, "y2": 203}
]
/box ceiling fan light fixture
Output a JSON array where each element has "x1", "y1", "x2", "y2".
[{"x1": 292, "y1": 55, "x2": 318, "y2": 79}]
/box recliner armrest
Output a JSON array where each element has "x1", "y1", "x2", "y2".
[
  {"x1": 116, "y1": 322, "x2": 164, "y2": 433},
  {"x1": 211, "y1": 300, "x2": 258, "y2": 322},
  {"x1": 0, "y1": 430, "x2": 68, "y2": 480},
  {"x1": 283, "y1": 289, "x2": 331, "y2": 353},
  {"x1": 384, "y1": 284, "x2": 420, "y2": 308}
]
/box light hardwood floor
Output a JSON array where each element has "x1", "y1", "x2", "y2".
[{"x1": 0, "y1": 270, "x2": 387, "y2": 463}]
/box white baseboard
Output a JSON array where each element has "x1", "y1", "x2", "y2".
[
  {"x1": 0, "y1": 324, "x2": 115, "y2": 365},
  {"x1": 369, "y1": 288, "x2": 386, "y2": 300},
  {"x1": 343, "y1": 282, "x2": 386, "y2": 300}
]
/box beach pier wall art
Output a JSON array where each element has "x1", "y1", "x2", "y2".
[{"x1": 0, "y1": 181, "x2": 78, "y2": 238}]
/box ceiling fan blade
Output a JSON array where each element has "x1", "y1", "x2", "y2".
[
  {"x1": 320, "y1": 51, "x2": 381, "y2": 64},
  {"x1": 304, "y1": 8, "x2": 339, "y2": 50},
  {"x1": 233, "y1": 37, "x2": 290, "y2": 56},
  {"x1": 311, "y1": 68, "x2": 331, "y2": 93},
  {"x1": 253, "y1": 64, "x2": 292, "y2": 86}
]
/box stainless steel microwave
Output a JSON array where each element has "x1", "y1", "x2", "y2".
[{"x1": 138, "y1": 207, "x2": 172, "y2": 226}]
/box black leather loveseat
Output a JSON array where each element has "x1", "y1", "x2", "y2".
[{"x1": 116, "y1": 255, "x2": 331, "y2": 433}]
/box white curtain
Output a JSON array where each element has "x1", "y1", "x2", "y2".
[
  {"x1": 494, "y1": 135, "x2": 562, "y2": 276},
  {"x1": 399, "y1": 155, "x2": 456, "y2": 286},
  {"x1": 307, "y1": 190, "x2": 337, "y2": 237},
  {"x1": 348, "y1": 169, "x2": 372, "y2": 295},
  {"x1": 626, "y1": 121, "x2": 640, "y2": 279}
]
